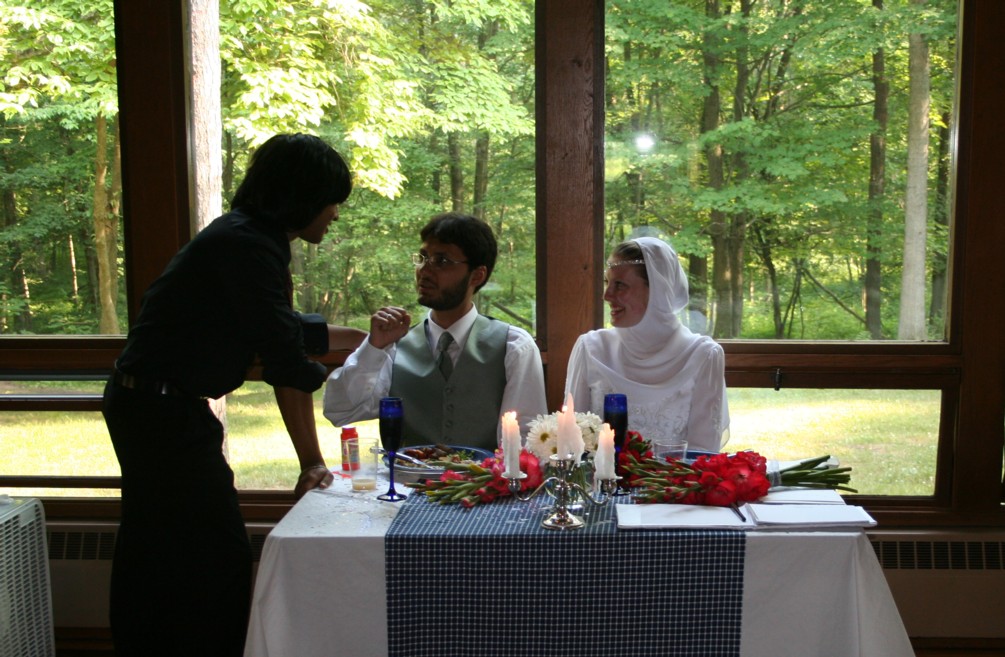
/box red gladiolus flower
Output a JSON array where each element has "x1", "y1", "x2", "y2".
[
  {"x1": 704, "y1": 478, "x2": 739, "y2": 506},
  {"x1": 520, "y1": 451, "x2": 544, "y2": 490}
]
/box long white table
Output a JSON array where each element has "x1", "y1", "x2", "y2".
[{"x1": 245, "y1": 478, "x2": 914, "y2": 657}]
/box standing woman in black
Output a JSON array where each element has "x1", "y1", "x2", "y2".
[{"x1": 103, "y1": 133, "x2": 365, "y2": 657}]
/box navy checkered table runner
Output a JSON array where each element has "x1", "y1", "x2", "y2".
[{"x1": 385, "y1": 494, "x2": 746, "y2": 657}]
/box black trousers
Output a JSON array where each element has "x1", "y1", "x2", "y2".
[{"x1": 103, "y1": 380, "x2": 252, "y2": 657}]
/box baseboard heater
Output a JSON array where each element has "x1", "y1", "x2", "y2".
[
  {"x1": 45, "y1": 521, "x2": 273, "y2": 628},
  {"x1": 868, "y1": 528, "x2": 1005, "y2": 639}
]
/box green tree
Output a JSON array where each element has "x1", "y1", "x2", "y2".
[
  {"x1": 1, "y1": 1, "x2": 120, "y2": 333},
  {"x1": 604, "y1": 0, "x2": 957, "y2": 341}
]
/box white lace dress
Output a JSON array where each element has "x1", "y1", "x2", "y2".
[{"x1": 567, "y1": 332, "x2": 728, "y2": 452}]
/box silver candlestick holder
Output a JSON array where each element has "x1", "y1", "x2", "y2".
[{"x1": 505, "y1": 454, "x2": 620, "y2": 531}]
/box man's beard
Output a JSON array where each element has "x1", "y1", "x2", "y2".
[{"x1": 417, "y1": 273, "x2": 470, "y2": 311}]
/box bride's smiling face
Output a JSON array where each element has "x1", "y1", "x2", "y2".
[{"x1": 603, "y1": 259, "x2": 649, "y2": 328}]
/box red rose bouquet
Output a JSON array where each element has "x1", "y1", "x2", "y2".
[
  {"x1": 407, "y1": 449, "x2": 544, "y2": 508},
  {"x1": 623, "y1": 448, "x2": 856, "y2": 505}
]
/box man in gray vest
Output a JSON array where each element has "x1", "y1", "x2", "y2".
[{"x1": 323, "y1": 212, "x2": 547, "y2": 450}]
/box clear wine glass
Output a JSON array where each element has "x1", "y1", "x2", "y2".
[{"x1": 377, "y1": 397, "x2": 407, "y2": 502}]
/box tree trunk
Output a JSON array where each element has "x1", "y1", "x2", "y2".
[
  {"x1": 716, "y1": 0, "x2": 753, "y2": 339},
  {"x1": 688, "y1": 255, "x2": 710, "y2": 334},
  {"x1": 1, "y1": 186, "x2": 16, "y2": 332},
  {"x1": 898, "y1": 0, "x2": 930, "y2": 340},
  {"x1": 471, "y1": 22, "x2": 496, "y2": 221},
  {"x1": 448, "y1": 133, "x2": 464, "y2": 212},
  {"x1": 92, "y1": 113, "x2": 119, "y2": 334},
  {"x1": 473, "y1": 132, "x2": 489, "y2": 220},
  {"x1": 190, "y1": 0, "x2": 222, "y2": 234},
  {"x1": 189, "y1": 0, "x2": 229, "y2": 443},
  {"x1": 929, "y1": 111, "x2": 951, "y2": 330},
  {"x1": 866, "y1": 0, "x2": 887, "y2": 339},
  {"x1": 702, "y1": 0, "x2": 730, "y2": 338},
  {"x1": 68, "y1": 234, "x2": 79, "y2": 303},
  {"x1": 752, "y1": 223, "x2": 784, "y2": 338}
]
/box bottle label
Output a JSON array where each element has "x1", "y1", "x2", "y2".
[{"x1": 341, "y1": 438, "x2": 352, "y2": 471}]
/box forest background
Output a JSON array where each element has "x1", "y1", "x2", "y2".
[{"x1": 1, "y1": 0, "x2": 957, "y2": 343}]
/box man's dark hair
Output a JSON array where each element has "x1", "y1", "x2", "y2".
[
  {"x1": 420, "y1": 213, "x2": 498, "y2": 291},
  {"x1": 231, "y1": 133, "x2": 352, "y2": 231}
]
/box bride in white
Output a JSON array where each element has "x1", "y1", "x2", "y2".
[{"x1": 564, "y1": 236, "x2": 729, "y2": 453}]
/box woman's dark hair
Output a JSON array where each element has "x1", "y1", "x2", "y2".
[
  {"x1": 610, "y1": 240, "x2": 648, "y2": 285},
  {"x1": 231, "y1": 133, "x2": 352, "y2": 231},
  {"x1": 420, "y1": 213, "x2": 498, "y2": 291}
]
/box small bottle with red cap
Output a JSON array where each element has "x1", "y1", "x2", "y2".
[{"x1": 340, "y1": 426, "x2": 360, "y2": 472}]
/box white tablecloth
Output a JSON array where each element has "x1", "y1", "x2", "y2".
[{"x1": 245, "y1": 479, "x2": 913, "y2": 657}]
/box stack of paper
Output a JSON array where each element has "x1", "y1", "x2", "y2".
[
  {"x1": 757, "y1": 488, "x2": 846, "y2": 505},
  {"x1": 745, "y1": 503, "x2": 876, "y2": 529}
]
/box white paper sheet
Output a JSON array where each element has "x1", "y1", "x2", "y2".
[{"x1": 616, "y1": 503, "x2": 754, "y2": 529}]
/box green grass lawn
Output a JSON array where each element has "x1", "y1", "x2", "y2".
[
  {"x1": 725, "y1": 388, "x2": 939, "y2": 496},
  {"x1": 1, "y1": 384, "x2": 940, "y2": 497}
]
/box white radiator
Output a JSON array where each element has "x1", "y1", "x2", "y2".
[{"x1": 0, "y1": 497, "x2": 55, "y2": 657}]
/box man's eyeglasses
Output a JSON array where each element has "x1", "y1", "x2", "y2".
[{"x1": 411, "y1": 253, "x2": 469, "y2": 270}]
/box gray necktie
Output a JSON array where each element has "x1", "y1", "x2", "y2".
[{"x1": 436, "y1": 332, "x2": 454, "y2": 380}]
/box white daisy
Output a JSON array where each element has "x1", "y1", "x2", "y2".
[
  {"x1": 525, "y1": 413, "x2": 559, "y2": 461},
  {"x1": 526, "y1": 410, "x2": 603, "y2": 461}
]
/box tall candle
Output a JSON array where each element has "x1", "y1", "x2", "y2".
[
  {"x1": 557, "y1": 403, "x2": 572, "y2": 457},
  {"x1": 501, "y1": 411, "x2": 522, "y2": 477},
  {"x1": 557, "y1": 393, "x2": 585, "y2": 460},
  {"x1": 594, "y1": 423, "x2": 616, "y2": 480}
]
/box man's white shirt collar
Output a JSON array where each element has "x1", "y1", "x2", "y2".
[{"x1": 426, "y1": 305, "x2": 478, "y2": 354}]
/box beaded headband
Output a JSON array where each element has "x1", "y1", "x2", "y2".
[{"x1": 606, "y1": 259, "x2": 646, "y2": 269}]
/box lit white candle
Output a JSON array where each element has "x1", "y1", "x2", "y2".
[
  {"x1": 501, "y1": 411, "x2": 522, "y2": 477},
  {"x1": 557, "y1": 393, "x2": 585, "y2": 460},
  {"x1": 594, "y1": 423, "x2": 616, "y2": 480}
]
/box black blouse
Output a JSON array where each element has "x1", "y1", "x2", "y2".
[{"x1": 115, "y1": 210, "x2": 327, "y2": 399}]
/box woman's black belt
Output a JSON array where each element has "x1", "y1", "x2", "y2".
[{"x1": 112, "y1": 369, "x2": 198, "y2": 398}]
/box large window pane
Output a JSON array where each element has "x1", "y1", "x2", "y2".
[
  {"x1": 0, "y1": 2, "x2": 123, "y2": 335},
  {"x1": 207, "y1": 0, "x2": 536, "y2": 489},
  {"x1": 208, "y1": 0, "x2": 537, "y2": 334},
  {"x1": 604, "y1": 0, "x2": 958, "y2": 341}
]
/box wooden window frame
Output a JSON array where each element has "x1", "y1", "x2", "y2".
[{"x1": 1, "y1": 0, "x2": 1002, "y2": 528}]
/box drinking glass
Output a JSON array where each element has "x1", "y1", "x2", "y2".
[
  {"x1": 350, "y1": 436, "x2": 379, "y2": 492},
  {"x1": 377, "y1": 397, "x2": 407, "y2": 501},
  {"x1": 654, "y1": 437, "x2": 688, "y2": 463}
]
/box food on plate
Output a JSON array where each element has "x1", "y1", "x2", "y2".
[{"x1": 396, "y1": 444, "x2": 478, "y2": 466}]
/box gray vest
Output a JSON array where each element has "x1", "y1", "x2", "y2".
[{"x1": 389, "y1": 315, "x2": 508, "y2": 450}]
